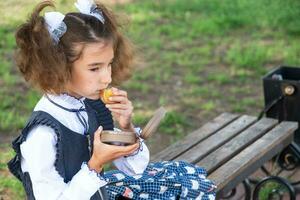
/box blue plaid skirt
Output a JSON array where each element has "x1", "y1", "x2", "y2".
[{"x1": 103, "y1": 161, "x2": 216, "y2": 200}]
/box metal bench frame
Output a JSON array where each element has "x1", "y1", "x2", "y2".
[{"x1": 151, "y1": 113, "x2": 298, "y2": 199}]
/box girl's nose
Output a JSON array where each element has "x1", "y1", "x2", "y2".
[
  {"x1": 102, "y1": 74, "x2": 112, "y2": 84},
  {"x1": 100, "y1": 67, "x2": 112, "y2": 84}
]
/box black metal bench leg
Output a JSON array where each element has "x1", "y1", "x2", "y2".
[
  {"x1": 218, "y1": 180, "x2": 251, "y2": 200},
  {"x1": 250, "y1": 142, "x2": 300, "y2": 200},
  {"x1": 252, "y1": 176, "x2": 296, "y2": 200},
  {"x1": 243, "y1": 179, "x2": 252, "y2": 200}
]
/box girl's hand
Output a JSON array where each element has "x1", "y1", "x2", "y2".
[
  {"x1": 105, "y1": 87, "x2": 134, "y2": 131},
  {"x1": 88, "y1": 126, "x2": 139, "y2": 172}
]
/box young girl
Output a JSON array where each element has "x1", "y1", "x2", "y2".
[{"x1": 8, "y1": 0, "x2": 216, "y2": 199}]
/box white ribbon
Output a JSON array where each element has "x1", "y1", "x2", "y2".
[
  {"x1": 44, "y1": 12, "x2": 67, "y2": 44},
  {"x1": 74, "y1": 0, "x2": 105, "y2": 24}
]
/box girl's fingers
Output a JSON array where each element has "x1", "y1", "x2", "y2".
[
  {"x1": 106, "y1": 100, "x2": 133, "y2": 115},
  {"x1": 102, "y1": 141, "x2": 139, "y2": 159},
  {"x1": 111, "y1": 87, "x2": 127, "y2": 97},
  {"x1": 103, "y1": 144, "x2": 137, "y2": 159},
  {"x1": 108, "y1": 96, "x2": 127, "y2": 103},
  {"x1": 107, "y1": 108, "x2": 131, "y2": 116},
  {"x1": 119, "y1": 143, "x2": 139, "y2": 155},
  {"x1": 94, "y1": 126, "x2": 103, "y2": 143},
  {"x1": 106, "y1": 103, "x2": 129, "y2": 110},
  {"x1": 109, "y1": 141, "x2": 138, "y2": 151},
  {"x1": 128, "y1": 144, "x2": 140, "y2": 154}
]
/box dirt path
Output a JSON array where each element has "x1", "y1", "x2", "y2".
[{"x1": 0, "y1": 135, "x2": 14, "y2": 144}]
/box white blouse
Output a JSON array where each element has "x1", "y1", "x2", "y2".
[{"x1": 20, "y1": 94, "x2": 150, "y2": 200}]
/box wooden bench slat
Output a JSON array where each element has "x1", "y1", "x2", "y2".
[
  {"x1": 151, "y1": 113, "x2": 239, "y2": 162},
  {"x1": 197, "y1": 117, "x2": 278, "y2": 174},
  {"x1": 173, "y1": 115, "x2": 257, "y2": 163},
  {"x1": 208, "y1": 121, "x2": 298, "y2": 194}
]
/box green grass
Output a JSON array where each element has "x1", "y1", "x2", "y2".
[
  {"x1": 1, "y1": 0, "x2": 300, "y2": 198},
  {"x1": 257, "y1": 180, "x2": 291, "y2": 200},
  {"x1": 159, "y1": 111, "x2": 189, "y2": 138},
  {"x1": 0, "y1": 144, "x2": 24, "y2": 200},
  {"x1": 226, "y1": 41, "x2": 271, "y2": 73}
]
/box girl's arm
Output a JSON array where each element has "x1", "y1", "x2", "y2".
[
  {"x1": 86, "y1": 96, "x2": 149, "y2": 175},
  {"x1": 112, "y1": 127, "x2": 150, "y2": 176},
  {"x1": 20, "y1": 125, "x2": 106, "y2": 200},
  {"x1": 104, "y1": 88, "x2": 150, "y2": 175},
  {"x1": 20, "y1": 125, "x2": 139, "y2": 200}
]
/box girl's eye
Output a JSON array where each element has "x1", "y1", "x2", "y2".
[
  {"x1": 90, "y1": 67, "x2": 99, "y2": 72},
  {"x1": 90, "y1": 63, "x2": 112, "y2": 72}
]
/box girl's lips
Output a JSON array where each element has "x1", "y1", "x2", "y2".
[{"x1": 97, "y1": 86, "x2": 109, "y2": 91}]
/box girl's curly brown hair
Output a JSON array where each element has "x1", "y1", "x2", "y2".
[{"x1": 15, "y1": 0, "x2": 135, "y2": 94}]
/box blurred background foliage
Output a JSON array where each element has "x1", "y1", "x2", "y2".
[{"x1": 0, "y1": 0, "x2": 300, "y2": 199}]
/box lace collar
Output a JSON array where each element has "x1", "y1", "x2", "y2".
[{"x1": 45, "y1": 93, "x2": 86, "y2": 110}]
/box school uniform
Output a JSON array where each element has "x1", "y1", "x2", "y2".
[{"x1": 8, "y1": 94, "x2": 216, "y2": 200}]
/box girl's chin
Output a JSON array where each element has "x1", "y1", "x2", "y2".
[{"x1": 86, "y1": 93, "x2": 100, "y2": 100}]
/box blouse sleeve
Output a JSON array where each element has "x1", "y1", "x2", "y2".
[
  {"x1": 112, "y1": 127, "x2": 150, "y2": 176},
  {"x1": 20, "y1": 125, "x2": 107, "y2": 200}
]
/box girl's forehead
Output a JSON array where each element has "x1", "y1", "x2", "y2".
[
  {"x1": 80, "y1": 42, "x2": 114, "y2": 61},
  {"x1": 84, "y1": 42, "x2": 113, "y2": 54}
]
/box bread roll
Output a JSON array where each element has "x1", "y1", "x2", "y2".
[{"x1": 100, "y1": 88, "x2": 113, "y2": 104}]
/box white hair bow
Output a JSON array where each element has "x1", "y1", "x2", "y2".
[
  {"x1": 44, "y1": 12, "x2": 67, "y2": 44},
  {"x1": 74, "y1": 0, "x2": 105, "y2": 24}
]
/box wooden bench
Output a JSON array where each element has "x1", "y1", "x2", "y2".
[{"x1": 151, "y1": 113, "x2": 298, "y2": 198}]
